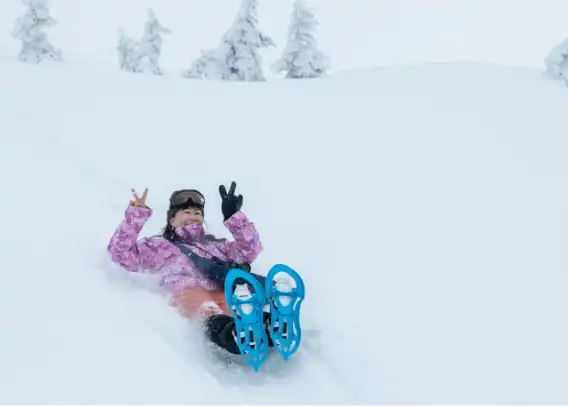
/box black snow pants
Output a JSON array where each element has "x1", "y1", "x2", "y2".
[{"x1": 204, "y1": 312, "x2": 274, "y2": 355}]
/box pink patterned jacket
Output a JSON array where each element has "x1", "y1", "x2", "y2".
[{"x1": 107, "y1": 203, "x2": 263, "y2": 292}]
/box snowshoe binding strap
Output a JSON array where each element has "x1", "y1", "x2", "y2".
[{"x1": 224, "y1": 269, "x2": 269, "y2": 372}]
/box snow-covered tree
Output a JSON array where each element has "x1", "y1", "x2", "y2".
[
  {"x1": 117, "y1": 29, "x2": 142, "y2": 72},
  {"x1": 116, "y1": 9, "x2": 170, "y2": 75},
  {"x1": 544, "y1": 37, "x2": 568, "y2": 80},
  {"x1": 182, "y1": 0, "x2": 275, "y2": 81},
  {"x1": 137, "y1": 9, "x2": 171, "y2": 75},
  {"x1": 181, "y1": 49, "x2": 225, "y2": 79},
  {"x1": 11, "y1": 0, "x2": 63, "y2": 64},
  {"x1": 272, "y1": 0, "x2": 329, "y2": 79}
]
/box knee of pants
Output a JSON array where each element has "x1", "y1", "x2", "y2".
[{"x1": 204, "y1": 314, "x2": 240, "y2": 355}]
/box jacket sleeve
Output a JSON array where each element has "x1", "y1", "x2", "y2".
[
  {"x1": 217, "y1": 211, "x2": 263, "y2": 264},
  {"x1": 107, "y1": 203, "x2": 158, "y2": 273}
]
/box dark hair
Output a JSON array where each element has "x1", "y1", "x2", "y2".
[
  {"x1": 161, "y1": 222, "x2": 177, "y2": 241},
  {"x1": 162, "y1": 206, "x2": 181, "y2": 241}
]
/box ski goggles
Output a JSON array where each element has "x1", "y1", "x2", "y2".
[{"x1": 169, "y1": 189, "x2": 205, "y2": 209}]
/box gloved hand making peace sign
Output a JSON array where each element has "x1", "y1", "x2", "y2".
[{"x1": 219, "y1": 181, "x2": 243, "y2": 221}]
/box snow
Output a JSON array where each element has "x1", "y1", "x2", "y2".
[{"x1": 1, "y1": 0, "x2": 568, "y2": 404}]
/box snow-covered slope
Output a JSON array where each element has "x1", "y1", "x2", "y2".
[
  {"x1": 2, "y1": 0, "x2": 568, "y2": 404},
  {"x1": 2, "y1": 59, "x2": 568, "y2": 404}
]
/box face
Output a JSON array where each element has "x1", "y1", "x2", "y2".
[{"x1": 170, "y1": 207, "x2": 204, "y2": 228}]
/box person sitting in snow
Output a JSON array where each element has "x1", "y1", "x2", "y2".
[{"x1": 107, "y1": 181, "x2": 269, "y2": 355}]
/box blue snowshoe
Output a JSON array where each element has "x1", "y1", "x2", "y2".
[
  {"x1": 264, "y1": 264, "x2": 305, "y2": 361},
  {"x1": 224, "y1": 269, "x2": 270, "y2": 372}
]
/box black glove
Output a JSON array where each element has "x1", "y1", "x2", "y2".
[{"x1": 219, "y1": 181, "x2": 243, "y2": 221}]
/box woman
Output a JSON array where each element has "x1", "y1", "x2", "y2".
[{"x1": 107, "y1": 181, "x2": 267, "y2": 355}]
